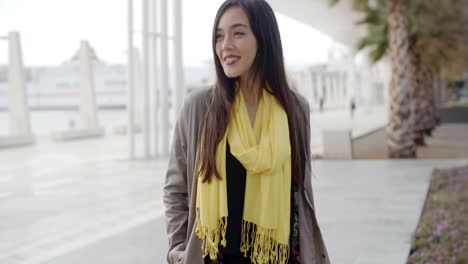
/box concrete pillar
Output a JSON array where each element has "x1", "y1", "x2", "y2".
[
  {"x1": 152, "y1": 0, "x2": 159, "y2": 157},
  {"x1": 332, "y1": 73, "x2": 337, "y2": 104},
  {"x1": 326, "y1": 73, "x2": 332, "y2": 105},
  {"x1": 339, "y1": 72, "x2": 346, "y2": 105},
  {"x1": 128, "y1": 0, "x2": 136, "y2": 159},
  {"x1": 79, "y1": 40, "x2": 99, "y2": 129},
  {"x1": 347, "y1": 68, "x2": 356, "y2": 102},
  {"x1": 317, "y1": 72, "x2": 324, "y2": 100},
  {"x1": 331, "y1": 73, "x2": 336, "y2": 105},
  {"x1": 7, "y1": 32, "x2": 32, "y2": 136},
  {"x1": 337, "y1": 73, "x2": 342, "y2": 106},
  {"x1": 160, "y1": 0, "x2": 170, "y2": 156},
  {"x1": 334, "y1": 73, "x2": 339, "y2": 107},
  {"x1": 342, "y1": 72, "x2": 347, "y2": 99},
  {"x1": 142, "y1": 0, "x2": 151, "y2": 158},
  {"x1": 337, "y1": 72, "x2": 343, "y2": 105},
  {"x1": 310, "y1": 71, "x2": 317, "y2": 103},
  {"x1": 173, "y1": 0, "x2": 185, "y2": 112},
  {"x1": 133, "y1": 48, "x2": 144, "y2": 130},
  {"x1": 304, "y1": 71, "x2": 313, "y2": 106},
  {"x1": 49, "y1": 43, "x2": 104, "y2": 142}
]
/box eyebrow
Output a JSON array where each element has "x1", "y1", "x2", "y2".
[{"x1": 216, "y1": 23, "x2": 249, "y2": 31}]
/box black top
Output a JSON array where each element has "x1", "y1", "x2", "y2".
[
  {"x1": 221, "y1": 142, "x2": 248, "y2": 257},
  {"x1": 204, "y1": 143, "x2": 299, "y2": 264}
]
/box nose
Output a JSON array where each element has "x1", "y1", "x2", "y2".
[{"x1": 221, "y1": 35, "x2": 234, "y2": 50}]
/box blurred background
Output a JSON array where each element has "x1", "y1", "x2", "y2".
[{"x1": 0, "y1": 0, "x2": 467, "y2": 263}]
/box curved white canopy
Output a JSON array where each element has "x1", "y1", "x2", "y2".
[{"x1": 268, "y1": 0, "x2": 366, "y2": 49}]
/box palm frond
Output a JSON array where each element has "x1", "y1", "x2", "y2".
[{"x1": 370, "y1": 42, "x2": 388, "y2": 63}]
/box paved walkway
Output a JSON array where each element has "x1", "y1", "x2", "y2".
[
  {"x1": 1, "y1": 133, "x2": 466, "y2": 263},
  {"x1": 1, "y1": 104, "x2": 434, "y2": 264},
  {"x1": 0, "y1": 136, "x2": 162, "y2": 263},
  {"x1": 46, "y1": 159, "x2": 468, "y2": 264}
]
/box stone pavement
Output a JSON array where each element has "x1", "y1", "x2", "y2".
[
  {"x1": 0, "y1": 104, "x2": 412, "y2": 264},
  {"x1": 310, "y1": 159, "x2": 467, "y2": 263},
  {"x1": 47, "y1": 159, "x2": 468, "y2": 264},
  {"x1": 0, "y1": 135, "x2": 163, "y2": 263},
  {"x1": 1, "y1": 133, "x2": 466, "y2": 263}
]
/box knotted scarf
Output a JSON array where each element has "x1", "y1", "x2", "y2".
[{"x1": 196, "y1": 85, "x2": 291, "y2": 264}]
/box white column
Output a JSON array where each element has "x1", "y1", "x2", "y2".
[
  {"x1": 173, "y1": 0, "x2": 184, "y2": 112},
  {"x1": 335, "y1": 72, "x2": 341, "y2": 105},
  {"x1": 347, "y1": 68, "x2": 356, "y2": 102},
  {"x1": 310, "y1": 70, "x2": 316, "y2": 103},
  {"x1": 151, "y1": 0, "x2": 159, "y2": 157},
  {"x1": 337, "y1": 72, "x2": 342, "y2": 105},
  {"x1": 342, "y1": 72, "x2": 348, "y2": 102},
  {"x1": 133, "y1": 48, "x2": 144, "y2": 131},
  {"x1": 160, "y1": 0, "x2": 170, "y2": 156},
  {"x1": 338, "y1": 72, "x2": 344, "y2": 106},
  {"x1": 128, "y1": 0, "x2": 135, "y2": 159},
  {"x1": 79, "y1": 40, "x2": 99, "y2": 129},
  {"x1": 7, "y1": 31, "x2": 32, "y2": 136},
  {"x1": 313, "y1": 72, "x2": 319, "y2": 103},
  {"x1": 305, "y1": 71, "x2": 313, "y2": 106},
  {"x1": 142, "y1": 0, "x2": 151, "y2": 159},
  {"x1": 317, "y1": 71, "x2": 323, "y2": 100},
  {"x1": 304, "y1": 70, "x2": 314, "y2": 107},
  {"x1": 329, "y1": 73, "x2": 335, "y2": 105}
]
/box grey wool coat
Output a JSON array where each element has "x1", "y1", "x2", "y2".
[{"x1": 163, "y1": 86, "x2": 330, "y2": 264}]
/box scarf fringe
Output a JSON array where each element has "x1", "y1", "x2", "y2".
[
  {"x1": 240, "y1": 220, "x2": 290, "y2": 264},
  {"x1": 195, "y1": 213, "x2": 227, "y2": 260},
  {"x1": 196, "y1": 215, "x2": 290, "y2": 264}
]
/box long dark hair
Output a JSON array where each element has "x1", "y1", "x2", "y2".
[{"x1": 198, "y1": 0, "x2": 309, "y2": 189}]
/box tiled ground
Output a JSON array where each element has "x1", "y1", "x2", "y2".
[
  {"x1": 0, "y1": 105, "x2": 391, "y2": 263},
  {"x1": 0, "y1": 152, "x2": 167, "y2": 263}
]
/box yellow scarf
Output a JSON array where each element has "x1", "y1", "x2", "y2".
[{"x1": 196, "y1": 85, "x2": 291, "y2": 264}]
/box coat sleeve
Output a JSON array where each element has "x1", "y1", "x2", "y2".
[
  {"x1": 296, "y1": 93, "x2": 316, "y2": 210},
  {"x1": 305, "y1": 98, "x2": 317, "y2": 210},
  {"x1": 163, "y1": 100, "x2": 190, "y2": 263}
]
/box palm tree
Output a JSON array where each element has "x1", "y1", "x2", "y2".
[
  {"x1": 408, "y1": 0, "x2": 468, "y2": 144},
  {"x1": 331, "y1": 0, "x2": 415, "y2": 157},
  {"x1": 385, "y1": 0, "x2": 415, "y2": 158},
  {"x1": 330, "y1": 0, "x2": 468, "y2": 157}
]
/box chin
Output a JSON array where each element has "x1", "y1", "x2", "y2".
[{"x1": 223, "y1": 70, "x2": 241, "y2": 78}]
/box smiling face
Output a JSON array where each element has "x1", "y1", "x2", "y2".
[{"x1": 215, "y1": 7, "x2": 258, "y2": 80}]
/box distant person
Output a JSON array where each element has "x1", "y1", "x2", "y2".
[
  {"x1": 319, "y1": 97, "x2": 324, "y2": 112},
  {"x1": 163, "y1": 1, "x2": 329, "y2": 264},
  {"x1": 350, "y1": 98, "x2": 356, "y2": 118}
]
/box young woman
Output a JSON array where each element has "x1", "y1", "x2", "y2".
[{"x1": 163, "y1": 0, "x2": 329, "y2": 263}]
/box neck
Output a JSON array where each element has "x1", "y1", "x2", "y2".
[{"x1": 239, "y1": 76, "x2": 262, "y2": 106}]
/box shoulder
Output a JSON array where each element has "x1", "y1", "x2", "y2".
[
  {"x1": 185, "y1": 85, "x2": 212, "y2": 103},
  {"x1": 182, "y1": 85, "x2": 212, "y2": 111}
]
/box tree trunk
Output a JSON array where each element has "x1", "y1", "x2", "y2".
[
  {"x1": 422, "y1": 70, "x2": 439, "y2": 136},
  {"x1": 409, "y1": 37, "x2": 433, "y2": 146},
  {"x1": 425, "y1": 73, "x2": 440, "y2": 136},
  {"x1": 386, "y1": 0, "x2": 416, "y2": 158}
]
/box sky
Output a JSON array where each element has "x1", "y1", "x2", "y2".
[{"x1": 0, "y1": 0, "x2": 336, "y2": 67}]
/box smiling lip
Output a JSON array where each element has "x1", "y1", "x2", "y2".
[{"x1": 224, "y1": 55, "x2": 240, "y2": 66}]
